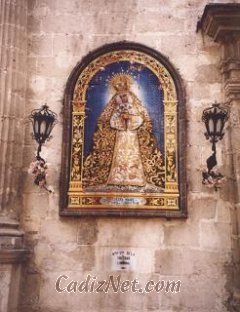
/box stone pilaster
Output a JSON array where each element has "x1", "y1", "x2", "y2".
[
  {"x1": 0, "y1": 0, "x2": 29, "y2": 311},
  {"x1": 198, "y1": 4, "x2": 240, "y2": 310}
]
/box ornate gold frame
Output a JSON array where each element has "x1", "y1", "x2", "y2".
[{"x1": 60, "y1": 42, "x2": 187, "y2": 217}]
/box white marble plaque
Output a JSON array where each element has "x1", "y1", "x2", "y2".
[{"x1": 112, "y1": 250, "x2": 136, "y2": 271}]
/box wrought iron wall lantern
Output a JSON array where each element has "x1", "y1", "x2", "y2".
[
  {"x1": 202, "y1": 102, "x2": 229, "y2": 190},
  {"x1": 28, "y1": 104, "x2": 58, "y2": 192},
  {"x1": 29, "y1": 104, "x2": 58, "y2": 160}
]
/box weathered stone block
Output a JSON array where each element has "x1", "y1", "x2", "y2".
[
  {"x1": 19, "y1": 265, "x2": 41, "y2": 310},
  {"x1": 22, "y1": 144, "x2": 38, "y2": 168},
  {"x1": 28, "y1": 34, "x2": 53, "y2": 57},
  {"x1": 22, "y1": 193, "x2": 49, "y2": 218},
  {"x1": 155, "y1": 248, "x2": 230, "y2": 277},
  {"x1": 163, "y1": 222, "x2": 199, "y2": 247},
  {"x1": 86, "y1": 34, "x2": 126, "y2": 52},
  {"x1": 160, "y1": 275, "x2": 226, "y2": 311},
  {"x1": 40, "y1": 14, "x2": 90, "y2": 34},
  {"x1": 200, "y1": 221, "x2": 232, "y2": 250},
  {"x1": 40, "y1": 219, "x2": 78, "y2": 245},
  {"x1": 135, "y1": 13, "x2": 185, "y2": 33},
  {"x1": 215, "y1": 199, "x2": 232, "y2": 223},
  {"x1": 27, "y1": 15, "x2": 41, "y2": 34},
  {"x1": 187, "y1": 120, "x2": 208, "y2": 146},
  {"x1": 196, "y1": 64, "x2": 222, "y2": 83},
  {"x1": 188, "y1": 193, "x2": 217, "y2": 221},
  {"x1": 53, "y1": 34, "x2": 84, "y2": 57},
  {"x1": 77, "y1": 218, "x2": 98, "y2": 246},
  {"x1": 94, "y1": 290, "x2": 145, "y2": 311},
  {"x1": 28, "y1": 75, "x2": 52, "y2": 99},
  {"x1": 187, "y1": 81, "x2": 222, "y2": 102},
  {"x1": 0, "y1": 265, "x2": 11, "y2": 312},
  {"x1": 186, "y1": 145, "x2": 203, "y2": 192},
  {"x1": 126, "y1": 33, "x2": 162, "y2": 51},
  {"x1": 97, "y1": 219, "x2": 164, "y2": 248},
  {"x1": 161, "y1": 34, "x2": 198, "y2": 59},
  {"x1": 35, "y1": 242, "x2": 95, "y2": 272}
]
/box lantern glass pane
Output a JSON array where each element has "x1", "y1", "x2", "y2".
[
  {"x1": 46, "y1": 123, "x2": 53, "y2": 137},
  {"x1": 216, "y1": 119, "x2": 222, "y2": 133},
  {"x1": 40, "y1": 120, "x2": 47, "y2": 135},
  {"x1": 209, "y1": 119, "x2": 214, "y2": 133},
  {"x1": 33, "y1": 120, "x2": 38, "y2": 134}
]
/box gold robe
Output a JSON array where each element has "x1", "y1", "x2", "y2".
[{"x1": 83, "y1": 91, "x2": 164, "y2": 189}]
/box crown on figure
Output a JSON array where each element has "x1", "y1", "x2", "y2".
[{"x1": 109, "y1": 73, "x2": 134, "y2": 91}]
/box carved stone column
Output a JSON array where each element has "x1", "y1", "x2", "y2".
[
  {"x1": 198, "y1": 4, "x2": 240, "y2": 310},
  {"x1": 0, "y1": 0, "x2": 29, "y2": 311}
]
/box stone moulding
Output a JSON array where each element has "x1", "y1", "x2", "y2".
[
  {"x1": 197, "y1": 3, "x2": 240, "y2": 42},
  {"x1": 0, "y1": 220, "x2": 29, "y2": 264},
  {"x1": 59, "y1": 41, "x2": 187, "y2": 218},
  {"x1": 0, "y1": 250, "x2": 30, "y2": 264},
  {"x1": 198, "y1": 4, "x2": 240, "y2": 311}
]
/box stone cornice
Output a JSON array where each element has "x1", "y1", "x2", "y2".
[
  {"x1": 0, "y1": 217, "x2": 25, "y2": 237},
  {"x1": 0, "y1": 249, "x2": 30, "y2": 264},
  {"x1": 197, "y1": 4, "x2": 240, "y2": 43},
  {"x1": 224, "y1": 81, "x2": 240, "y2": 101},
  {"x1": 0, "y1": 217, "x2": 28, "y2": 263},
  {"x1": 220, "y1": 59, "x2": 240, "y2": 72}
]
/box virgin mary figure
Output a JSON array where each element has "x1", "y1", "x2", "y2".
[{"x1": 83, "y1": 73, "x2": 165, "y2": 191}]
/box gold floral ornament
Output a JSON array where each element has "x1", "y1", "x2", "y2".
[
  {"x1": 72, "y1": 101, "x2": 85, "y2": 113},
  {"x1": 69, "y1": 87, "x2": 86, "y2": 191},
  {"x1": 72, "y1": 88, "x2": 85, "y2": 113}
]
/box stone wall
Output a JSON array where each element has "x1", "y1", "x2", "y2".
[
  {"x1": 18, "y1": 0, "x2": 236, "y2": 311},
  {"x1": 0, "y1": 1, "x2": 28, "y2": 311}
]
